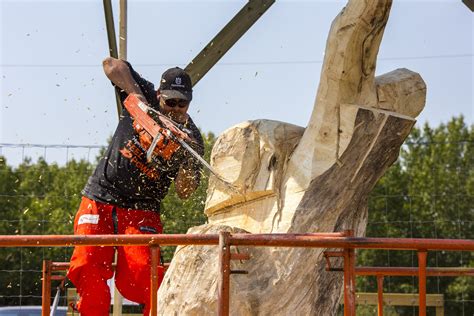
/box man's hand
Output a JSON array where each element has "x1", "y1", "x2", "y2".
[
  {"x1": 103, "y1": 57, "x2": 143, "y2": 96},
  {"x1": 133, "y1": 93, "x2": 148, "y2": 105}
]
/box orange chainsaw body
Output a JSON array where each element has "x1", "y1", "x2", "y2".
[{"x1": 123, "y1": 94, "x2": 186, "y2": 161}]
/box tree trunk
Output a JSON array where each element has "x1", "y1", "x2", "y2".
[{"x1": 158, "y1": 0, "x2": 426, "y2": 314}]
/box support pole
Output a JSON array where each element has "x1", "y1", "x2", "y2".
[
  {"x1": 103, "y1": 0, "x2": 118, "y2": 58},
  {"x1": 218, "y1": 231, "x2": 231, "y2": 316},
  {"x1": 103, "y1": 0, "x2": 123, "y2": 118},
  {"x1": 462, "y1": 0, "x2": 474, "y2": 12},
  {"x1": 150, "y1": 246, "x2": 160, "y2": 316},
  {"x1": 376, "y1": 275, "x2": 384, "y2": 316},
  {"x1": 418, "y1": 251, "x2": 428, "y2": 316},
  {"x1": 119, "y1": 0, "x2": 127, "y2": 60},
  {"x1": 185, "y1": 0, "x2": 275, "y2": 86},
  {"x1": 111, "y1": 3, "x2": 127, "y2": 314},
  {"x1": 41, "y1": 260, "x2": 52, "y2": 316},
  {"x1": 343, "y1": 230, "x2": 356, "y2": 316}
]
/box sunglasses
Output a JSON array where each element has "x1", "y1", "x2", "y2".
[{"x1": 164, "y1": 98, "x2": 189, "y2": 108}]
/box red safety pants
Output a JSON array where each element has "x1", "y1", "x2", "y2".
[{"x1": 67, "y1": 197, "x2": 164, "y2": 316}]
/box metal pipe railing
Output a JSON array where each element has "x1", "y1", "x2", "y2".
[
  {"x1": 343, "y1": 231, "x2": 356, "y2": 316},
  {"x1": 376, "y1": 275, "x2": 384, "y2": 316},
  {"x1": 353, "y1": 266, "x2": 474, "y2": 316},
  {"x1": 2, "y1": 233, "x2": 472, "y2": 316},
  {"x1": 42, "y1": 261, "x2": 474, "y2": 316},
  {"x1": 417, "y1": 251, "x2": 428, "y2": 316},
  {"x1": 2, "y1": 233, "x2": 473, "y2": 250},
  {"x1": 42, "y1": 260, "x2": 52, "y2": 316},
  {"x1": 325, "y1": 252, "x2": 474, "y2": 316},
  {"x1": 218, "y1": 232, "x2": 231, "y2": 316},
  {"x1": 150, "y1": 246, "x2": 161, "y2": 316}
]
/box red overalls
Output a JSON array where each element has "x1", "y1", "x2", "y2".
[{"x1": 67, "y1": 197, "x2": 164, "y2": 316}]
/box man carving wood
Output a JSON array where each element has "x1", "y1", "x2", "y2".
[{"x1": 67, "y1": 59, "x2": 204, "y2": 316}]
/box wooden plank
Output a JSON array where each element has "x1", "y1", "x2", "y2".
[
  {"x1": 185, "y1": 0, "x2": 275, "y2": 86},
  {"x1": 356, "y1": 293, "x2": 444, "y2": 307}
]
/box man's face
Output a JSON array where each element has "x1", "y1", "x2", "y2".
[{"x1": 157, "y1": 93, "x2": 190, "y2": 123}]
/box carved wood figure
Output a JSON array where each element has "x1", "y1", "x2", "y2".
[{"x1": 158, "y1": 0, "x2": 426, "y2": 314}]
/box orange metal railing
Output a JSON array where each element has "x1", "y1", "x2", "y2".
[
  {"x1": 0, "y1": 231, "x2": 473, "y2": 316},
  {"x1": 324, "y1": 252, "x2": 474, "y2": 316}
]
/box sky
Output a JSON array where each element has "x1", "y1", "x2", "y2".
[{"x1": 0, "y1": 0, "x2": 473, "y2": 165}]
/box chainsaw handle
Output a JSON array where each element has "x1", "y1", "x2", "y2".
[
  {"x1": 155, "y1": 113, "x2": 192, "y2": 142},
  {"x1": 130, "y1": 93, "x2": 148, "y2": 105}
]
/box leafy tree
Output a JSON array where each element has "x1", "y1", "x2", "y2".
[
  {"x1": 0, "y1": 121, "x2": 471, "y2": 313},
  {"x1": 0, "y1": 157, "x2": 92, "y2": 305},
  {"x1": 0, "y1": 156, "x2": 22, "y2": 304},
  {"x1": 358, "y1": 116, "x2": 473, "y2": 315}
]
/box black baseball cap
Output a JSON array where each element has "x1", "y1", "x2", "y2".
[{"x1": 159, "y1": 67, "x2": 193, "y2": 101}]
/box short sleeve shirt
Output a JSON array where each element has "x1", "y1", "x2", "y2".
[{"x1": 82, "y1": 62, "x2": 204, "y2": 212}]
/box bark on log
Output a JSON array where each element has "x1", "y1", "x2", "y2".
[{"x1": 158, "y1": 0, "x2": 426, "y2": 314}]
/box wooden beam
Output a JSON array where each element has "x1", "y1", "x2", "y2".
[
  {"x1": 462, "y1": 0, "x2": 474, "y2": 11},
  {"x1": 103, "y1": 0, "x2": 118, "y2": 58},
  {"x1": 113, "y1": 2, "x2": 127, "y2": 312},
  {"x1": 103, "y1": 0, "x2": 123, "y2": 118},
  {"x1": 119, "y1": 0, "x2": 128, "y2": 60},
  {"x1": 185, "y1": 0, "x2": 275, "y2": 87}
]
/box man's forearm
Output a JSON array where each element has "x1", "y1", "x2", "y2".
[{"x1": 103, "y1": 57, "x2": 143, "y2": 96}]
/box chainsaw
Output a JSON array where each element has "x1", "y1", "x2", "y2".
[{"x1": 123, "y1": 94, "x2": 239, "y2": 193}]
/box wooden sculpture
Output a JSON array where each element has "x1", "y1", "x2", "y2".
[{"x1": 158, "y1": 0, "x2": 426, "y2": 314}]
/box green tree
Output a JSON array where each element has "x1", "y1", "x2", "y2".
[
  {"x1": 1, "y1": 121, "x2": 470, "y2": 311},
  {"x1": 0, "y1": 157, "x2": 92, "y2": 305},
  {"x1": 358, "y1": 116, "x2": 473, "y2": 315},
  {"x1": 0, "y1": 156, "x2": 22, "y2": 305}
]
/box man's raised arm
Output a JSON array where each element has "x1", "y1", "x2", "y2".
[{"x1": 102, "y1": 57, "x2": 145, "y2": 99}]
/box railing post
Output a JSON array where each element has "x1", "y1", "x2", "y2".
[
  {"x1": 150, "y1": 245, "x2": 160, "y2": 316},
  {"x1": 343, "y1": 230, "x2": 356, "y2": 316},
  {"x1": 218, "y1": 231, "x2": 231, "y2": 316},
  {"x1": 41, "y1": 260, "x2": 52, "y2": 316},
  {"x1": 376, "y1": 275, "x2": 384, "y2": 316},
  {"x1": 418, "y1": 251, "x2": 427, "y2": 316}
]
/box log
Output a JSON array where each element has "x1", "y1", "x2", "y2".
[{"x1": 158, "y1": 0, "x2": 426, "y2": 314}]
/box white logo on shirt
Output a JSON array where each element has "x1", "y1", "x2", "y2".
[{"x1": 78, "y1": 214, "x2": 100, "y2": 225}]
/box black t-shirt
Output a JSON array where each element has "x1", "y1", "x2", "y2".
[{"x1": 82, "y1": 62, "x2": 204, "y2": 212}]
